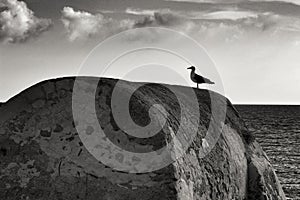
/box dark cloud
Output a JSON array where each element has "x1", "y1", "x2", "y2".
[{"x1": 134, "y1": 12, "x2": 184, "y2": 27}]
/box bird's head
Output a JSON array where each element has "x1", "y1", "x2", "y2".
[{"x1": 187, "y1": 66, "x2": 195, "y2": 70}]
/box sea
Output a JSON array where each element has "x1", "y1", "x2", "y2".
[{"x1": 236, "y1": 105, "x2": 300, "y2": 200}]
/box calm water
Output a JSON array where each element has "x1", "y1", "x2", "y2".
[{"x1": 236, "y1": 105, "x2": 300, "y2": 200}]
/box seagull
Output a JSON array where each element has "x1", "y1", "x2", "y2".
[{"x1": 187, "y1": 66, "x2": 214, "y2": 88}]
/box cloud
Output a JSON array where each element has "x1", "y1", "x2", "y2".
[
  {"x1": 130, "y1": 9, "x2": 256, "y2": 35},
  {"x1": 136, "y1": 9, "x2": 300, "y2": 44},
  {"x1": 249, "y1": 0, "x2": 300, "y2": 6},
  {"x1": 61, "y1": 7, "x2": 134, "y2": 41},
  {"x1": 131, "y1": 7, "x2": 260, "y2": 21},
  {"x1": 61, "y1": 4, "x2": 300, "y2": 44},
  {"x1": 133, "y1": 11, "x2": 186, "y2": 27},
  {"x1": 60, "y1": 7, "x2": 198, "y2": 41},
  {"x1": 200, "y1": 10, "x2": 258, "y2": 20},
  {"x1": 0, "y1": 0, "x2": 52, "y2": 43},
  {"x1": 165, "y1": 0, "x2": 300, "y2": 6},
  {"x1": 125, "y1": 8, "x2": 158, "y2": 16}
]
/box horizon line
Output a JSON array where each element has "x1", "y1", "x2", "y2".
[
  {"x1": 233, "y1": 102, "x2": 300, "y2": 105},
  {"x1": 0, "y1": 76, "x2": 299, "y2": 106}
]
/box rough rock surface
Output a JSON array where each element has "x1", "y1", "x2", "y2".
[{"x1": 0, "y1": 77, "x2": 286, "y2": 200}]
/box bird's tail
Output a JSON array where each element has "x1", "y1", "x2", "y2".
[
  {"x1": 206, "y1": 79, "x2": 215, "y2": 84},
  {"x1": 203, "y1": 77, "x2": 214, "y2": 84}
]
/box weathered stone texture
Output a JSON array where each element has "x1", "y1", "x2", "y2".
[{"x1": 0, "y1": 77, "x2": 285, "y2": 200}]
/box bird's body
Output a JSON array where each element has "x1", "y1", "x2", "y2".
[{"x1": 187, "y1": 66, "x2": 214, "y2": 88}]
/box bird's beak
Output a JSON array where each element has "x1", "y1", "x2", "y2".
[{"x1": 187, "y1": 67, "x2": 192, "y2": 69}]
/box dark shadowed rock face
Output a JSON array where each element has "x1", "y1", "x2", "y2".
[{"x1": 0, "y1": 77, "x2": 286, "y2": 200}]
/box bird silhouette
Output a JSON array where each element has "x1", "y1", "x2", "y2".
[{"x1": 187, "y1": 66, "x2": 214, "y2": 88}]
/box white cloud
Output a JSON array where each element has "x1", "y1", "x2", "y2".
[
  {"x1": 165, "y1": 0, "x2": 300, "y2": 4},
  {"x1": 249, "y1": 0, "x2": 300, "y2": 6},
  {"x1": 61, "y1": 7, "x2": 198, "y2": 41},
  {"x1": 200, "y1": 10, "x2": 258, "y2": 20},
  {"x1": 61, "y1": 7, "x2": 134, "y2": 41},
  {"x1": 61, "y1": 5, "x2": 300, "y2": 44},
  {"x1": 125, "y1": 8, "x2": 258, "y2": 21},
  {"x1": 0, "y1": 0, "x2": 52, "y2": 43},
  {"x1": 125, "y1": 8, "x2": 159, "y2": 16},
  {"x1": 128, "y1": 9, "x2": 259, "y2": 42},
  {"x1": 250, "y1": 13, "x2": 300, "y2": 34}
]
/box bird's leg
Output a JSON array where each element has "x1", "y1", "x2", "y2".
[{"x1": 197, "y1": 83, "x2": 199, "y2": 89}]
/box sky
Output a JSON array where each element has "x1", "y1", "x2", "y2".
[{"x1": 0, "y1": 0, "x2": 300, "y2": 104}]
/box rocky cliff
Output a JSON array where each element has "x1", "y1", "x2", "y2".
[{"x1": 0, "y1": 77, "x2": 286, "y2": 200}]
